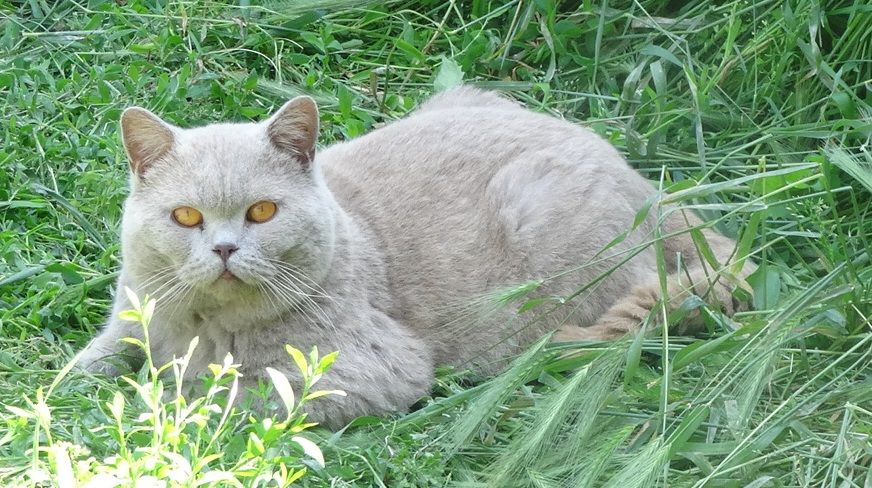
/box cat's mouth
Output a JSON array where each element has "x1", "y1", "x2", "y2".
[{"x1": 208, "y1": 264, "x2": 262, "y2": 288}]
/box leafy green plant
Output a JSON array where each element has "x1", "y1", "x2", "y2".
[{"x1": 1, "y1": 290, "x2": 340, "y2": 486}]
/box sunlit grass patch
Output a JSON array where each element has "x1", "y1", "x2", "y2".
[{"x1": 1, "y1": 0, "x2": 870, "y2": 486}]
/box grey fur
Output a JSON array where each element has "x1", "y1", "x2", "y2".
[{"x1": 78, "y1": 88, "x2": 752, "y2": 428}]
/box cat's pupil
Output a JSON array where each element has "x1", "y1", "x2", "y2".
[
  {"x1": 172, "y1": 206, "x2": 202, "y2": 227},
  {"x1": 246, "y1": 200, "x2": 277, "y2": 223}
]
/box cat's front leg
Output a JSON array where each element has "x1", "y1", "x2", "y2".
[
  {"x1": 77, "y1": 316, "x2": 143, "y2": 376},
  {"x1": 245, "y1": 309, "x2": 435, "y2": 429}
]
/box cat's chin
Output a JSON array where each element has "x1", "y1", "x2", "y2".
[{"x1": 201, "y1": 271, "x2": 258, "y2": 298}]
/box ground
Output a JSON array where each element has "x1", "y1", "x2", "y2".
[{"x1": 0, "y1": 0, "x2": 870, "y2": 486}]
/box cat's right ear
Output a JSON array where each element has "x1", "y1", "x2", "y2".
[
  {"x1": 120, "y1": 107, "x2": 176, "y2": 178},
  {"x1": 266, "y1": 96, "x2": 319, "y2": 170}
]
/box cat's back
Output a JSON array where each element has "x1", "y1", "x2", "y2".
[
  {"x1": 319, "y1": 88, "x2": 645, "y2": 217},
  {"x1": 317, "y1": 89, "x2": 657, "y2": 353}
]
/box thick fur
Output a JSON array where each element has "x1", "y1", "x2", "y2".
[{"x1": 78, "y1": 88, "x2": 752, "y2": 428}]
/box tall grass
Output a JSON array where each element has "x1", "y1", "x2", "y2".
[{"x1": 1, "y1": 0, "x2": 870, "y2": 486}]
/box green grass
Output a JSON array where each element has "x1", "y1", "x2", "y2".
[{"x1": 1, "y1": 0, "x2": 870, "y2": 486}]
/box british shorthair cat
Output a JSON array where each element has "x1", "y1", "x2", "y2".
[{"x1": 78, "y1": 88, "x2": 752, "y2": 427}]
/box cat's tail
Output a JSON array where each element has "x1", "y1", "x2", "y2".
[
  {"x1": 556, "y1": 210, "x2": 756, "y2": 341},
  {"x1": 417, "y1": 86, "x2": 521, "y2": 113}
]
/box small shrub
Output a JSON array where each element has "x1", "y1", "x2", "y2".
[{"x1": 2, "y1": 289, "x2": 342, "y2": 487}]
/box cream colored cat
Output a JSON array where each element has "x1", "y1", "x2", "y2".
[{"x1": 78, "y1": 87, "x2": 752, "y2": 427}]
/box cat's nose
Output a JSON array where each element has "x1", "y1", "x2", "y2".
[{"x1": 212, "y1": 243, "x2": 239, "y2": 263}]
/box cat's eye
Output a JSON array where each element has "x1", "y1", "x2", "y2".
[
  {"x1": 246, "y1": 201, "x2": 277, "y2": 223},
  {"x1": 172, "y1": 206, "x2": 203, "y2": 227}
]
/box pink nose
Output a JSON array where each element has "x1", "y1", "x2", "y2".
[{"x1": 213, "y1": 243, "x2": 238, "y2": 263}]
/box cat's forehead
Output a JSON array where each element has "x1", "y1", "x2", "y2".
[
  {"x1": 177, "y1": 123, "x2": 267, "y2": 168},
  {"x1": 147, "y1": 123, "x2": 297, "y2": 208}
]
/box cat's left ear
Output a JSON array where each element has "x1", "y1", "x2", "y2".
[
  {"x1": 121, "y1": 107, "x2": 177, "y2": 178},
  {"x1": 266, "y1": 96, "x2": 319, "y2": 170}
]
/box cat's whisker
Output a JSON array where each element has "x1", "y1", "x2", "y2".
[
  {"x1": 277, "y1": 270, "x2": 333, "y2": 301},
  {"x1": 162, "y1": 282, "x2": 194, "y2": 324},
  {"x1": 266, "y1": 263, "x2": 334, "y2": 303},
  {"x1": 137, "y1": 274, "x2": 185, "y2": 303},
  {"x1": 285, "y1": 267, "x2": 336, "y2": 302},
  {"x1": 153, "y1": 279, "x2": 185, "y2": 306},
  {"x1": 299, "y1": 295, "x2": 338, "y2": 334},
  {"x1": 268, "y1": 277, "x2": 338, "y2": 334},
  {"x1": 284, "y1": 272, "x2": 334, "y2": 302},
  {"x1": 265, "y1": 259, "x2": 336, "y2": 302},
  {"x1": 150, "y1": 274, "x2": 192, "y2": 307},
  {"x1": 271, "y1": 271, "x2": 330, "y2": 309},
  {"x1": 149, "y1": 274, "x2": 178, "y2": 295},
  {"x1": 150, "y1": 281, "x2": 182, "y2": 321},
  {"x1": 140, "y1": 264, "x2": 175, "y2": 277},
  {"x1": 275, "y1": 275, "x2": 332, "y2": 301},
  {"x1": 269, "y1": 275, "x2": 326, "y2": 319},
  {"x1": 256, "y1": 283, "x2": 283, "y2": 320},
  {"x1": 146, "y1": 282, "x2": 180, "y2": 310},
  {"x1": 263, "y1": 263, "x2": 342, "y2": 336},
  {"x1": 266, "y1": 281, "x2": 321, "y2": 331},
  {"x1": 135, "y1": 267, "x2": 178, "y2": 295},
  {"x1": 259, "y1": 281, "x2": 293, "y2": 323}
]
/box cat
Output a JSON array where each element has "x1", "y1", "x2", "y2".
[{"x1": 77, "y1": 87, "x2": 753, "y2": 428}]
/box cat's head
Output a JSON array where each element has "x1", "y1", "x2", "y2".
[{"x1": 118, "y1": 98, "x2": 336, "y2": 308}]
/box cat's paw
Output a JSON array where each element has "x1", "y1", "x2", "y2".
[
  {"x1": 76, "y1": 347, "x2": 126, "y2": 376},
  {"x1": 83, "y1": 360, "x2": 124, "y2": 376}
]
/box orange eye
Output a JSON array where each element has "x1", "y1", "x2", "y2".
[
  {"x1": 172, "y1": 206, "x2": 203, "y2": 227},
  {"x1": 246, "y1": 201, "x2": 277, "y2": 223}
]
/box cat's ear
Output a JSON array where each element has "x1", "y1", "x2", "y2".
[
  {"x1": 266, "y1": 96, "x2": 319, "y2": 170},
  {"x1": 120, "y1": 107, "x2": 176, "y2": 178}
]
